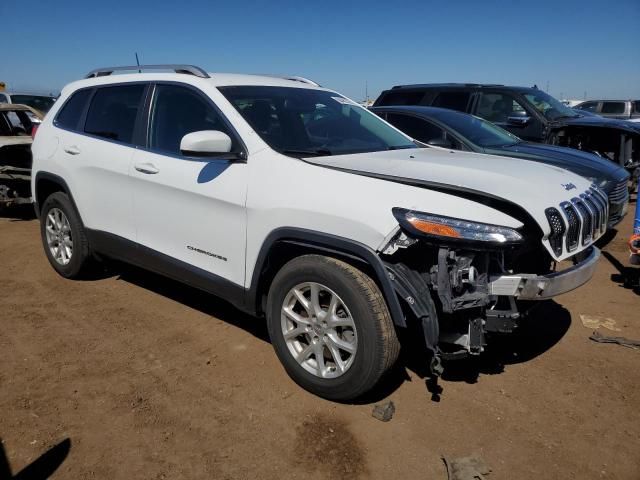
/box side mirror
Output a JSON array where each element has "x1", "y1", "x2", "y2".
[
  {"x1": 507, "y1": 116, "x2": 531, "y2": 126},
  {"x1": 180, "y1": 130, "x2": 238, "y2": 158},
  {"x1": 427, "y1": 137, "x2": 453, "y2": 149}
]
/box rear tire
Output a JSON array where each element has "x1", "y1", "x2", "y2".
[
  {"x1": 40, "y1": 192, "x2": 94, "y2": 279},
  {"x1": 266, "y1": 254, "x2": 400, "y2": 401}
]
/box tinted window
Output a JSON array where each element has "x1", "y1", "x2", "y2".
[
  {"x1": 0, "y1": 94, "x2": 8, "y2": 103},
  {"x1": 523, "y1": 90, "x2": 578, "y2": 121},
  {"x1": 432, "y1": 92, "x2": 471, "y2": 112},
  {"x1": 576, "y1": 101, "x2": 598, "y2": 112},
  {"x1": 55, "y1": 89, "x2": 92, "y2": 130},
  {"x1": 377, "y1": 90, "x2": 425, "y2": 106},
  {"x1": 386, "y1": 113, "x2": 445, "y2": 143},
  {"x1": 634, "y1": 101, "x2": 640, "y2": 114},
  {"x1": 221, "y1": 86, "x2": 415, "y2": 157},
  {"x1": 600, "y1": 102, "x2": 625, "y2": 114},
  {"x1": 84, "y1": 85, "x2": 145, "y2": 143},
  {"x1": 476, "y1": 93, "x2": 529, "y2": 123},
  {"x1": 428, "y1": 109, "x2": 521, "y2": 148},
  {"x1": 149, "y1": 85, "x2": 234, "y2": 155},
  {"x1": 10, "y1": 95, "x2": 56, "y2": 113}
]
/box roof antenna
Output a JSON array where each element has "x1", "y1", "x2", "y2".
[{"x1": 135, "y1": 53, "x2": 141, "y2": 73}]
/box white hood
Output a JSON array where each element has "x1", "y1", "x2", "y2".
[{"x1": 307, "y1": 147, "x2": 600, "y2": 259}]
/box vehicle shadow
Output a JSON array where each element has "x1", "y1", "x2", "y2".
[
  {"x1": 113, "y1": 263, "x2": 572, "y2": 403},
  {"x1": 115, "y1": 263, "x2": 270, "y2": 343},
  {"x1": 383, "y1": 300, "x2": 572, "y2": 401},
  {"x1": 0, "y1": 204, "x2": 36, "y2": 221},
  {"x1": 602, "y1": 250, "x2": 640, "y2": 295},
  {"x1": 0, "y1": 437, "x2": 71, "y2": 479}
]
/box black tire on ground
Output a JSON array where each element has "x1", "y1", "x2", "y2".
[
  {"x1": 39, "y1": 192, "x2": 94, "y2": 279},
  {"x1": 266, "y1": 254, "x2": 400, "y2": 401}
]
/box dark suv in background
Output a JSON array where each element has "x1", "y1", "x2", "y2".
[{"x1": 374, "y1": 83, "x2": 640, "y2": 182}]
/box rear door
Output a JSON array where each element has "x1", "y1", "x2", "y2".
[
  {"x1": 55, "y1": 84, "x2": 147, "y2": 242},
  {"x1": 131, "y1": 83, "x2": 248, "y2": 287}
]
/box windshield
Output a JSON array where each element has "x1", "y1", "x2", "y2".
[
  {"x1": 523, "y1": 90, "x2": 578, "y2": 121},
  {"x1": 219, "y1": 86, "x2": 416, "y2": 157},
  {"x1": 10, "y1": 95, "x2": 56, "y2": 113},
  {"x1": 429, "y1": 110, "x2": 521, "y2": 148}
]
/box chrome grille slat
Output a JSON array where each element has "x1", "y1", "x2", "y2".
[
  {"x1": 548, "y1": 186, "x2": 608, "y2": 257},
  {"x1": 572, "y1": 198, "x2": 592, "y2": 245}
]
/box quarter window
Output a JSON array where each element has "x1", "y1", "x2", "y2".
[
  {"x1": 84, "y1": 85, "x2": 145, "y2": 144},
  {"x1": 55, "y1": 89, "x2": 92, "y2": 131},
  {"x1": 149, "y1": 85, "x2": 234, "y2": 155},
  {"x1": 377, "y1": 90, "x2": 425, "y2": 106},
  {"x1": 600, "y1": 102, "x2": 625, "y2": 114},
  {"x1": 432, "y1": 92, "x2": 471, "y2": 112}
]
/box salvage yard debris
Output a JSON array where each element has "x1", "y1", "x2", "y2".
[
  {"x1": 371, "y1": 401, "x2": 395, "y2": 422},
  {"x1": 589, "y1": 331, "x2": 640, "y2": 350},
  {"x1": 442, "y1": 455, "x2": 492, "y2": 480},
  {"x1": 579, "y1": 314, "x2": 621, "y2": 331}
]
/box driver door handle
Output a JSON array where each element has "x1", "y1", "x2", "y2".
[{"x1": 134, "y1": 162, "x2": 160, "y2": 175}]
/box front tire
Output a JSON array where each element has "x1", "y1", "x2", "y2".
[
  {"x1": 266, "y1": 255, "x2": 400, "y2": 401},
  {"x1": 40, "y1": 192, "x2": 94, "y2": 279}
]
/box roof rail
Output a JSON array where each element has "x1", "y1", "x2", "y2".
[
  {"x1": 391, "y1": 83, "x2": 504, "y2": 89},
  {"x1": 257, "y1": 74, "x2": 320, "y2": 87},
  {"x1": 85, "y1": 64, "x2": 210, "y2": 79}
]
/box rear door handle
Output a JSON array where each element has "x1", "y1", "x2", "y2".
[
  {"x1": 134, "y1": 162, "x2": 160, "y2": 174},
  {"x1": 64, "y1": 146, "x2": 80, "y2": 155}
]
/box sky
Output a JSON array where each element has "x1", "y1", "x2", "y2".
[{"x1": 2, "y1": 0, "x2": 639, "y2": 101}]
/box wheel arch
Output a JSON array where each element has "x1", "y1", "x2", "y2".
[
  {"x1": 34, "y1": 172, "x2": 79, "y2": 219},
  {"x1": 246, "y1": 227, "x2": 406, "y2": 327}
]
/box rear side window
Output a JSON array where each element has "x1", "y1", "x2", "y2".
[
  {"x1": 386, "y1": 113, "x2": 445, "y2": 143},
  {"x1": 634, "y1": 101, "x2": 640, "y2": 114},
  {"x1": 600, "y1": 102, "x2": 625, "y2": 114},
  {"x1": 432, "y1": 92, "x2": 471, "y2": 112},
  {"x1": 600, "y1": 101, "x2": 625, "y2": 114},
  {"x1": 84, "y1": 85, "x2": 145, "y2": 143},
  {"x1": 376, "y1": 90, "x2": 425, "y2": 106},
  {"x1": 55, "y1": 89, "x2": 92, "y2": 130}
]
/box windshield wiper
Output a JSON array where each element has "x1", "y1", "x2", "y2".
[{"x1": 281, "y1": 148, "x2": 333, "y2": 157}]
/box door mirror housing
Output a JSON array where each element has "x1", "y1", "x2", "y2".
[
  {"x1": 507, "y1": 116, "x2": 531, "y2": 126},
  {"x1": 427, "y1": 137, "x2": 454, "y2": 149},
  {"x1": 180, "y1": 130, "x2": 236, "y2": 158}
]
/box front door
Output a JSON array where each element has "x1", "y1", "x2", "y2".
[{"x1": 131, "y1": 83, "x2": 248, "y2": 287}]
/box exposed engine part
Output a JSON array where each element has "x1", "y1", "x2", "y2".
[{"x1": 382, "y1": 230, "x2": 418, "y2": 255}]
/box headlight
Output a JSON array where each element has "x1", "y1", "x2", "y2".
[{"x1": 393, "y1": 208, "x2": 523, "y2": 244}]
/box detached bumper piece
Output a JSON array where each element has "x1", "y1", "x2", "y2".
[{"x1": 488, "y1": 247, "x2": 600, "y2": 299}]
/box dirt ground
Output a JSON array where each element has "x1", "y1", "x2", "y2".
[{"x1": 1, "y1": 201, "x2": 638, "y2": 480}]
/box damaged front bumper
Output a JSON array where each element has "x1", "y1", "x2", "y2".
[{"x1": 488, "y1": 247, "x2": 600, "y2": 300}]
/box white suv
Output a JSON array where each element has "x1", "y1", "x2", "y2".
[{"x1": 32, "y1": 65, "x2": 606, "y2": 400}]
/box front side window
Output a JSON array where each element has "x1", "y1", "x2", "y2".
[
  {"x1": 55, "y1": 89, "x2": 92, "y2": 131},
  {"x1": 220, "y1": 86, "x2": 415, "y2": 157},
  {"x1": 432, "y1": 92, "x2": 471, "y2": 112},
  {"x1": 476, "y1": 93, "x2": 529, "y2": 123},
  {"x1": 600, "y1": 102, "x2": 625, "y2": 114},
  {"x1": 84, "y1": 85, "x2": 145, "y2": 144},
  {"x1": 149, "y1": 85, "x2": 234, "y2": 155},
  {"x1": 576, "y1": 101, "x2": 599, "y2": 112},
  {"x1": 522, "y1": 90, "x2": 578, "y2": 121}
]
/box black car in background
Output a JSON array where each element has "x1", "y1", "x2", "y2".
[
  {"x1": 372, "y1": 105, "x2": 630, "y2": 227},
  {"x1": 374, "y1": 84, "x2": 640, "y2": 179}
]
